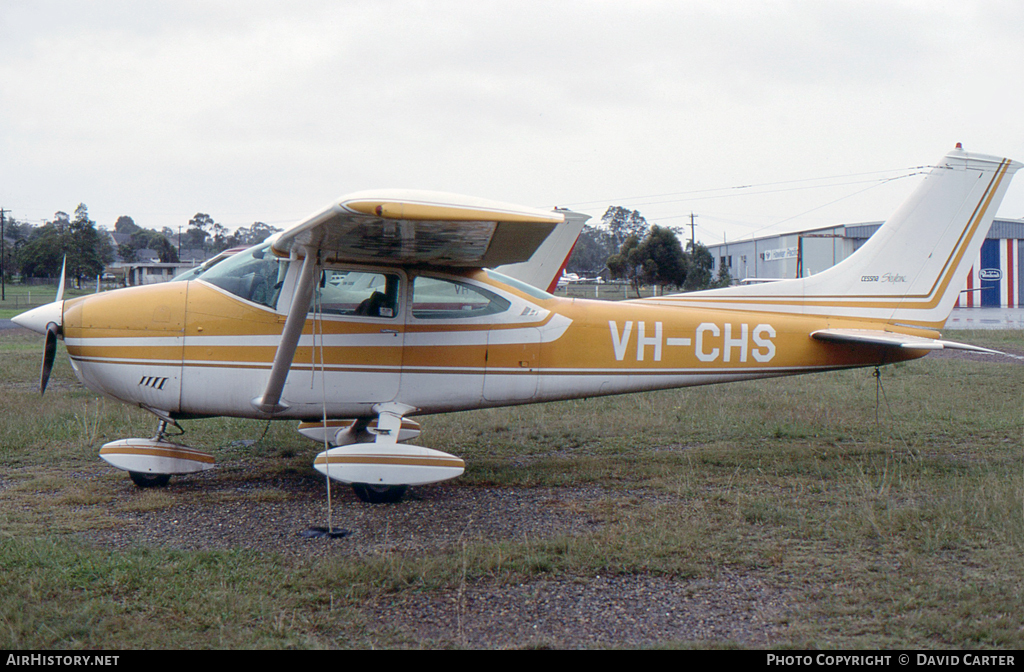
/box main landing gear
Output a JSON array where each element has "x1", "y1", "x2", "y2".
[
  {"x1": 129, "y1": 471, "x2": 172, "y2": 488},
  {"x1": 350, "y1": 483, "x2": 408, "y2": 504},
  {"x1": 305, "y1": 407, "x2": 465, "y2": 504}
]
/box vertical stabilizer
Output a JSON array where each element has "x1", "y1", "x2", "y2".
[{"x1": 651, "y1": 147, "x2": 1021, "y2": 328}]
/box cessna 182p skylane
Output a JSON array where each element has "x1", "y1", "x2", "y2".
[{"x1": 11, "y1": 146, "x2": 1020, "y2": 503}]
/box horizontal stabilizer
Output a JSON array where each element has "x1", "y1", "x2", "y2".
[{"x1": 811, "y1": 329, "x2": 1000, "y2": 354}]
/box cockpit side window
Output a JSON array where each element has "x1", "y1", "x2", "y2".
[
  {"x1": 197, "y1": 242, "x2": 287, "y2": 310},
  {"x1": 312, "y1": 269, "x2": 400, "y2": 318}
]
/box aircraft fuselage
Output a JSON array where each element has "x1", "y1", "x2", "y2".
[{"x1": 60, "y1": 264, "x2": 922, "y2": 422}]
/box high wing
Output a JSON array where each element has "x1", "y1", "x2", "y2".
[
  {"x1": 272, "y1": 189, "x2": 565, "y2": 267},
  {"x1": 811, "y1": 329, "x2": 1000, "y2": 354},
  {"x1": 256, "y1": 189, "x2": 571, "y2": 414}
]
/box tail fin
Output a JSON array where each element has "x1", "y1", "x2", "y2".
[{"x1": 657, "y1": 147, "x2": 1021, "y2": 329}]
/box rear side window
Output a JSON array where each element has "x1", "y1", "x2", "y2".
[{"x1": 411, "y1": 276, "x2": 510, "y2": 319}]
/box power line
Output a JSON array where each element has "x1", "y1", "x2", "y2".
[{"x1": 556, "y1": 165, "x2": 934, "y2": 209}]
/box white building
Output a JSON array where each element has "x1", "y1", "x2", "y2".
[{"x1": 707, "y1": 218, "x2": 1024, "y2": 308}]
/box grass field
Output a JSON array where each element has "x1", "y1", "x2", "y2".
[
  {"x1": 0, "y1": 283, "x2": 96, "y2": 320},
  {"x1": 0, "y1": 325, "x2": 1022, "y2": 649}
]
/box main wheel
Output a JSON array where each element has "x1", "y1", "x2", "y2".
[
  {"x1": 129, "y1": 471, "x2": 171, "y2": 488},
  {"x1": 351, "y1": 483, "x2": 407, "y2": 504}
]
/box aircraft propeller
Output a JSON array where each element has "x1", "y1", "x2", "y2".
[
  {"x1": 40, "y1": 321, "x2": 59, "y2": 394},
  {"x1": 42, "y1": 258, "x2": 67, "y2": 393},
  {"x1": 12, "y1": 257, "x2": 66, "y2": 394}
]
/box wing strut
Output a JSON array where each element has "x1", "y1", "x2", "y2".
[{"x1": 252, "y1": 250, "x2": 319, "y2": 415}]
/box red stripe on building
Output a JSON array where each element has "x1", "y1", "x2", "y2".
[{"x1": 1008, "y1": 240, "x2": 1016, "y2": 308}]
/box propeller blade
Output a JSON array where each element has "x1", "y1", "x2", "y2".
[
  {"x1": 56, "y1": 256, "x2": 67, "y2": 301},
  {"x1": 40, "y1": 323, "x2": 58, "y2": 394}
]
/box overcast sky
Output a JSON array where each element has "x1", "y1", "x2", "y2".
[{"x1": 2, "y1": 0, "x2": 1023, "y2": 245}]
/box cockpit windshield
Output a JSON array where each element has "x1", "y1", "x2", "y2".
[
  {"x1": 171, "y1": 246, "x2": 247, "y2": 282},
  {"x1": 196, "y1": 242, "x2": 287, "y2": 309}
]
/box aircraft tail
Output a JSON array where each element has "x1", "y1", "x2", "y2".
[{"x1": 652, "y1": 146, "x2": 1021, "y2": 329}]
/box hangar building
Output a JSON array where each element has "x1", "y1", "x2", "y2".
[{"x1": 706, "y1": 218, "x2": 1024, "y2": 308}]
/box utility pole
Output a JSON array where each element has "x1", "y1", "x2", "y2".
[
  {"x1": 689, "y1": 212, "x2": 697, "y2": 251},
  {"x1": 1, "y1": 208, "x2": 6, "y2": 301}
]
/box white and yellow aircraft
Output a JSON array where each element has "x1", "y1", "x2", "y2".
[{"x1": 12, "y1": 146, "x2": 1020, "y2": 503}]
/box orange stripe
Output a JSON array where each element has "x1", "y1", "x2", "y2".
[
  {"x1": 315, "y1": 455, "x2": 464, "y2": 468},
  {"x1": 99, "y1": 445, "x2": 216, "y2": 464}
]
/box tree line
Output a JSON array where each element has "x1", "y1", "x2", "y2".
[
  {"x1": 2, "y1": 202, "x2": 729, "y2": 295},
  {"x1": 1, "y1": 205, "x2": 280, "y2": 286},
  {"x1": 565, "y1": 206, "x2": 731, "y2": 295}
]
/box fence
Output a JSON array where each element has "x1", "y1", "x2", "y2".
[
  {"x1": 0, "y1": 282, "x2": 119, "y2": 312},
  {"x1": 553, "y1": 282, "x2": 663, "y2": 301},
  {"x1": 1, "y1": 294, "x2": 52, "y2": 311}
]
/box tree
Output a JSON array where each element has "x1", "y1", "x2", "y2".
[
  {"x1": 118, "y1": 243, "x2": 137, "y2": 263},
  {"x1": 607, "y1": 225, "x2": 689, "y2": 296},
  {"x1": 640, "y1": 225, "x2": 688, "y2": 289},
  {"x1": 684, "y1": 242, "x2": 715, "y2": 291},
  {"x1": 153, "y1": 236, "x2": 179, "y2": 263},
  {"x1": 125, "y1": 228, "x2": 178, "y2": 263},
  {"x1": 14, "y1": 205, "x2": 114, "y2": 283},
  {"x1": 211, "y1": 223, "x2": 229, "y2": 251},
  {"x1": 245, "y1": 221, "x2": 280, "y2": 245},
  {"x1": 15, "y1": 224, "x2": 63, "y2": 279},
  {"x1": 601, "y1": 206, "x2": 650, "y2": 250},
  {"x1": 565, "y1": 224, "x2": 616, "y2": 276},
  {"x1": 67, "y1": 204, "x2": 112, "y2": 286},
  {"x1": 186, "y1": 213, "x2": 215, "y2": 252},
  {"x1": 114, "y1": 216, "x2": 141, "y2": 235},
  {"x1": 1, "y1": 215, "x2": 31, "y2": 282},
  {"x1": 606, "y1": 233, "x2": 647, "y2": 297},
  {"x1": 711, "y1": 257, "x2": 734, "y2": 288}
]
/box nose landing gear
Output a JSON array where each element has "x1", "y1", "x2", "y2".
[{"x1": 99, "y1": 419, "x2": 215, "y2": 488}]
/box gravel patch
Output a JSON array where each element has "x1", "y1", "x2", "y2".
[
  {"x1": 58, "y1": 462, "x2": 797, "y2": 648},
  {"x1": 86, "y1": 473, "x2": 609, "y2": 557},
  {"x1": 367, "y1": 573, "x2": 791, "y2": 648}
]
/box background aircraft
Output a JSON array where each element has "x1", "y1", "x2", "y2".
[{"x1": 11, "y1": 146, "x2": 1019, "y2": 504}]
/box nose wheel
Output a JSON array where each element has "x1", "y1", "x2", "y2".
[{"x1": 100, "y1": 418, "x2": 215, "y2": 487}]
